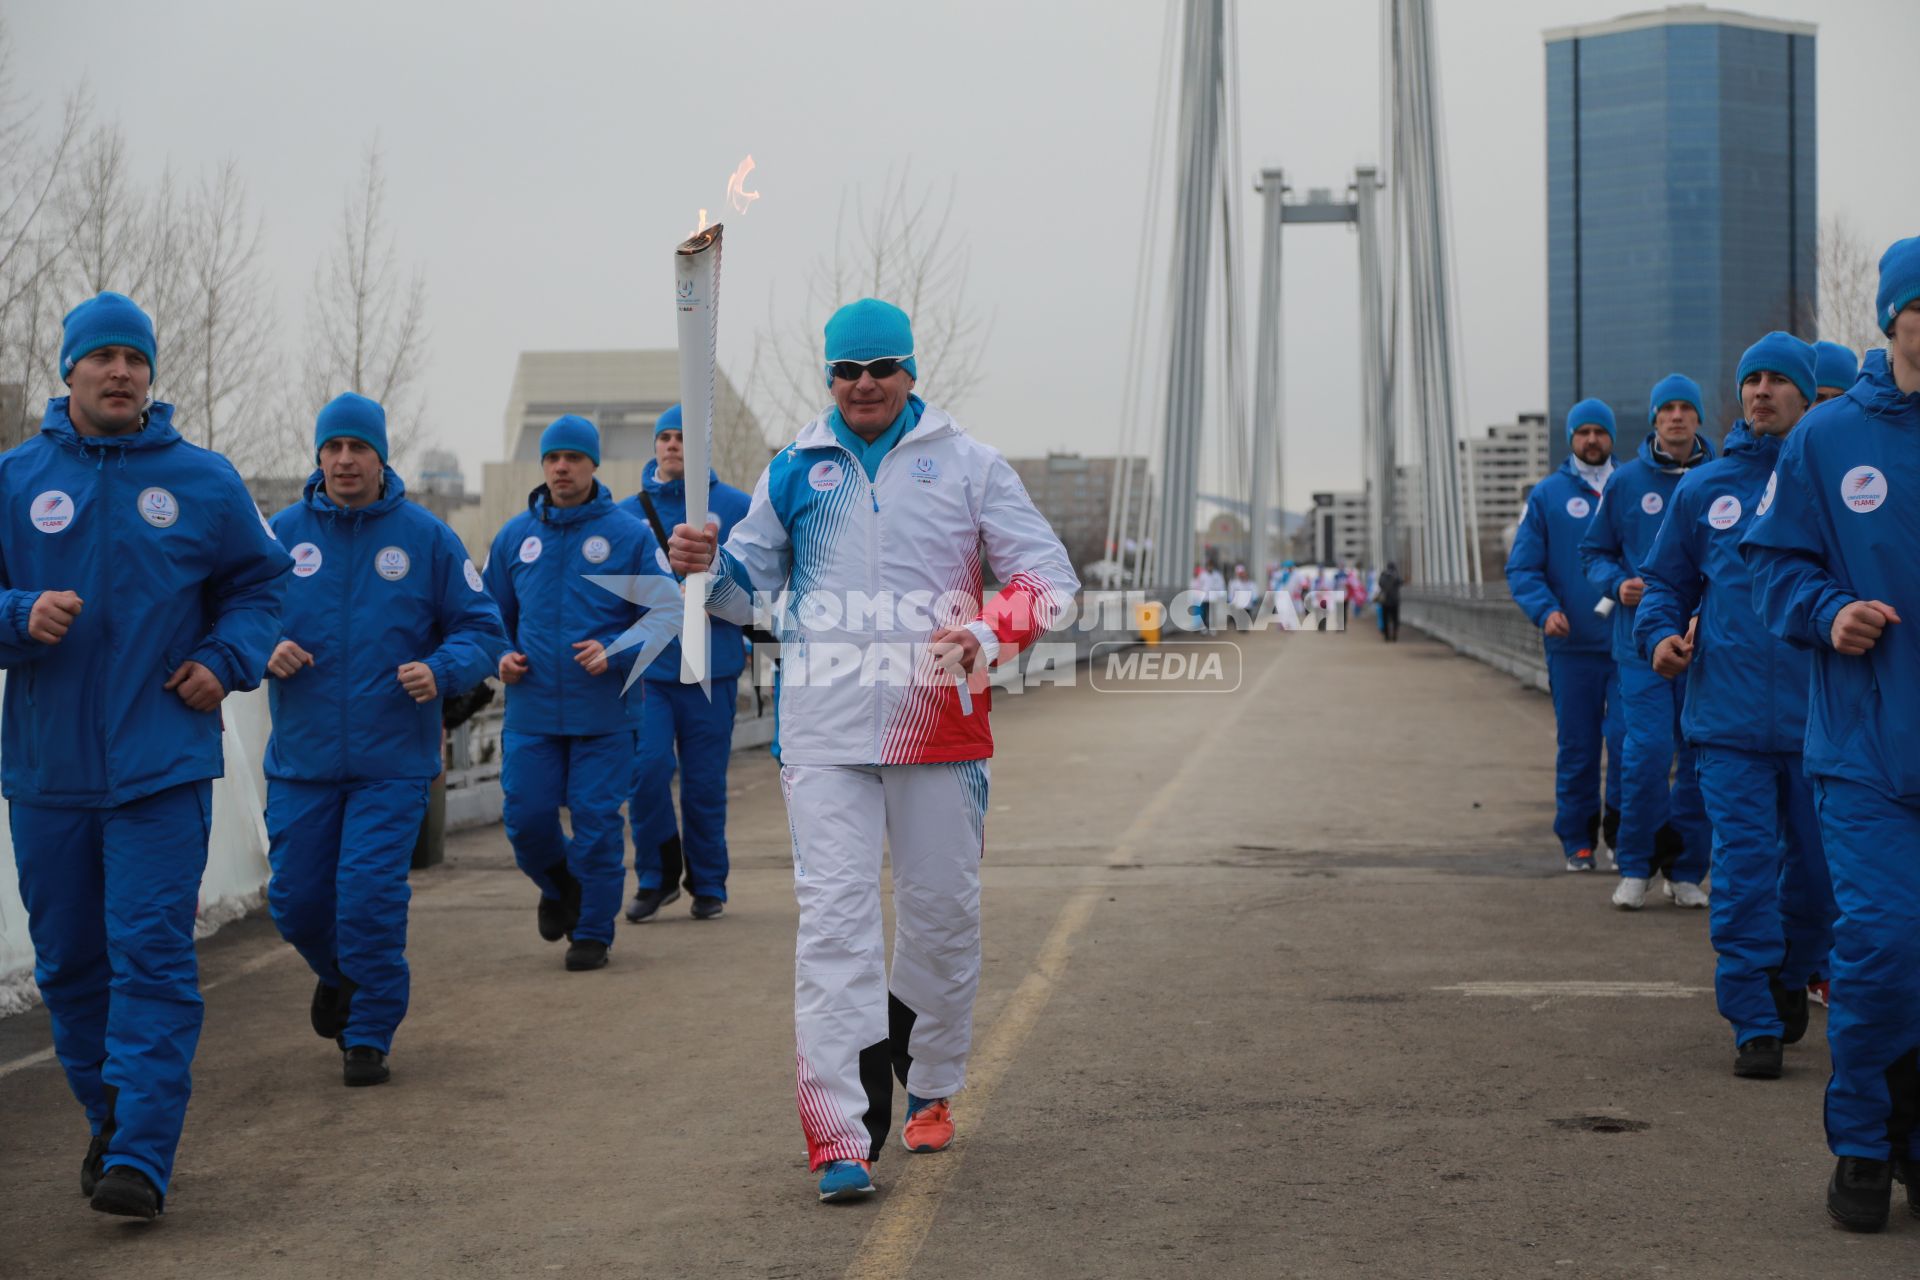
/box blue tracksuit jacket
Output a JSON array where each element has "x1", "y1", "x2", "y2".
[
  {"x1": 0, "y1": 398, "x2": 291, "y2": 804},
  {"x1": 482, "y1": 481, "x2": 664, "y2": 736},
  {"x1": 267, "y1": 468, "x2": 506, "y2": 781},
  {"x1": 1637, "y1": 425, "x2": 1810, "y2": 753},
  {"x1": 1580, "y1": 431, "x2": 1713, "y2": 663},
  {"x1": 1506, "y1": 456, "x2": 1612, "y2": 653}
]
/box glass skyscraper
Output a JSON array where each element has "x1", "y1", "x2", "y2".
[{"x1": 1545, "y1": 7, "x2": 1816, "y2": 462}]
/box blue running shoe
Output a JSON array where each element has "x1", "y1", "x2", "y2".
[{"x1": 818, "y1": 1159, "x2": 876, "y2": 1202}]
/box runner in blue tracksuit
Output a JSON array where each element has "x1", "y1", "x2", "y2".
[
  {"x1": 1579, "y1": 375, "x2": 1716, "y2": 909},
  {"x1": 1505, "y1": 398, "x2": 1625, "y2": 871},
  {"x1": 1742, "y1": 236, "x2": 1920, "y2": 1231},
  {"x1": 1635, "y1": 335, "x2": 1835, "y2": 1082},
  {"x1": 2, "y1": 292, "x2": 290, "y2": 1218},
  {"x1": 616, "y1": 403, "x2": 752, "y2": 922},
  {"x1": 484, "y1": 415, "x2": 664, "y2": 971},
  {"x1": 265, "y1": 393, "x2": 506, "y2": 1086}
]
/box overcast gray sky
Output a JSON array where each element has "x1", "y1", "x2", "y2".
[{"x1": 11, "y1": 0, "x2": 1917, "y2": 508}]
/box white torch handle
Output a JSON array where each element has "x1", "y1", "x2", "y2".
[{"x1": 674, "y1": 225, "x2": 723, "y2": 686}]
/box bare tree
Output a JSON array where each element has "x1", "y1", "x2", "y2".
[
  {"x1": 748, "y1": 168, "x2": 991, "y2": 438},
  {"x1": 171, "y1": 160, "x2": 276, "y2": 470},
  {"x1": 0, "y1": 18, "x2": 96, "y2": 447},
  {"x1": 1819, "y1": 215, "x2": 1889, "y2": 359},
  {"x1": 292, "y1": 143, "x2": 429, "y2": 468}
]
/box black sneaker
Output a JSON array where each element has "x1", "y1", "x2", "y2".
[
  {"x1": 80, "y1": 1132, "x2": 109, "y2": 1197},
  {"x1": 342, "y1": 1045, "x2": 391, "y2": 1087},
  {"x1": 1771, "y1": 977, "x2": 1810, "y2": 1045},
  {"x1": 565, "y1": 939, "x2": 610, "y2": 971},
  {"x1": 536, "y1": 865, "x2": 582, "y2": 942},
  {"x1": 691, "y1": 895, "x2": 725, "y2": 920},
  {"x1": 625, "y1": 886, "x2": 681, "y2": 923},
  {"x1": 1735, "y1": 1036, "x2": 1784, "y2": 1079},
  {"x1": 89, "y1": 1165, "x2": 162, "y2": 1220},
  {"x1": 1828, "y1": 1156, "x2": 1892, "y2": 1232}
]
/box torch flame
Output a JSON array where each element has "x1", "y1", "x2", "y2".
[
  {"x1": 695, "y1": 208, "x2": 709, "y2": 235},
  {"x1": 726, "y1": 155, "x2": 760, "y2": 215}
]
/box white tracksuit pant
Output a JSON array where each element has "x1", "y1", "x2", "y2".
[{"x1": 781, "y1": 760, "x2": 989, "y2": 1169}]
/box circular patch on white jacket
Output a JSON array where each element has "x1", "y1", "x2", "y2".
[
  {"x1": 809, "y1": 460, "x2": 844, "y2": 492},
  {"x1": 1840, "y1": 465, "x2": 1888, "y2": 514},
  {"x1": 375, "y1": 546, "x2": 411, "y2": 581},
  {"x1": 1640, "y1": 491, "x2": 1663, "y2": 516},
  {"x1": 1707, "y1": 495, "x2": 1742, "y2": 530},
  {"x1": 291, "y1": 543, "x2": 323, "y2": 578}
]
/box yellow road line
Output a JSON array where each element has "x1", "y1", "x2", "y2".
[{"x1": 843, "y1": 641, "x2": 1290, "y2": 1279}]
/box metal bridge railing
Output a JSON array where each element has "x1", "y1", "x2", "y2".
[{"x1": 1399, "y1": 584, "x2": 1548, "y2": 692}]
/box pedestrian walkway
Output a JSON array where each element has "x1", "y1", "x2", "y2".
[{"x1": 0, "y1": 624, "x2": 1889, "y2": 1277}]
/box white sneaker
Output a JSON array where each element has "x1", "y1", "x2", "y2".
[
  {"x1": 1668, "y1": 881, "x2": 1709, "y2": 909},
  {"x1": 1612, "y1": 877, "x2": 1649, "y2": 911}
]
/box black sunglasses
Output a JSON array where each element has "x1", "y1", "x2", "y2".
[{"x1": 829, "y1": 356, "x2": 910, "y2": 382}]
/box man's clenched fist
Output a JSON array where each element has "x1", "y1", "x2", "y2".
[{"x1": 28, "y1": 590, "x2": 82, "y2": 644}]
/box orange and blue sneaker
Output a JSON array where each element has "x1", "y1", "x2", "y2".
[
  {"x1": 817, "y1": 1159, "x2": 875, "y2": 1202},
  {"x1": 902, "y1": 1094, "x2": 954, "y2": 1153}
]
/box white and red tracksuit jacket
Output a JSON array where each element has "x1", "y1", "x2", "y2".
[{"x1": 708, "y1": 403, "x2": 1078, "y2": 765}]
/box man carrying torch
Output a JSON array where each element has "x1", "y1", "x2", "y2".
[{"x1": 668, "y1": 298, "x2": 1079, "y2": 1202}]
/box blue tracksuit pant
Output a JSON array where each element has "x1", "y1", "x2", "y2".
[
  {"x1": 265, "y1": 778, "x2": 431, "y2": 1054},
  {"x1": 1780, "y1": 830, "x2": 1837, "y2": 988},
  {"x1": 1544, "y1": 650, "x2": 1624, "y2": 857},
  {"x1": 1811, "y1": 778, "x2": 1920, "y2": 1160},
  {"x1": 10, "y1": 781, "x2": 213, "y2": 1195},
  {"x1": 503, "y1": 729, "x2": 635, "y2": 946},
  {"x1": 630, "y1": 675, "x2": 737, "y2": 901},
  {"x1": 1614, "y1": 660, "x2": 1712, "y2": 881},
  {"x1": 1696, "y1": 748, "x2": 1835, "y2": 1047}
]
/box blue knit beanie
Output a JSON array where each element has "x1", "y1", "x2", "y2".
[
  {"x1": 1813, "y1": 340, "x2": 1860, "y2": 391},
  {"x1": 314, "y1": 392, "x2": 389, "y2": 463},
  {"x1": 1735, "y1": 332, "x2": 1816, "y2": 409},
  {"x1": 1876, "y1": 236, "x2": 1920, "y2": 335},
  {"x1": 60, "y1": 291, "x2": 157, "y2": 385},
  {"x1": 1646, "y1": 374, "x2": 1704, "y2": 426},
  {"x1": 540, "y1": 414, "x2": 600, "y2": 465},
  {"x1": 1566, "y1": 397, "x2": 1615, "y2": 442},
  {"x1": 654, "y1": 403, "x2": 683, "y2": 437},
  {"x1": 823, "y1": 298, "x2": 917, "y2": 389}
]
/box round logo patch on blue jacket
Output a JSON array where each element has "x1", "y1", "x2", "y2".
[
  {"x1": 583, "y1": 535, "x2": 610, "y2": 564},
  {"x1": 1841, "y1": 466, "x2": 1888, "y2": 514},
  {"x1": 32, "y1": 490, "x2": 74, "y2": 534},
  {"x1": 519, "y1": 535, "x2": 543, "y2": 563},
  {"x1": 375, "y1": 546, "x2": 411, "y2": 581},
  {"x1": 291, "y1": 542, "x2": 323, "y2": 577},
  {"x1": 138, "y1": 486, "x2": 179, "y2": 528},
  {"x1": 1640, "y1": 492, "x2": 1663, "y2": 516}
]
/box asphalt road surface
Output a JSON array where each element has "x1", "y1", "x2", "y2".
[{"x1": 1, "y1": 624, "x2": 1904, "y2": 1278}]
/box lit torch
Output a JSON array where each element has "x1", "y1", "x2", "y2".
[{"x1": 673, "y1": 222, "x2": 722, "y2": 691}]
